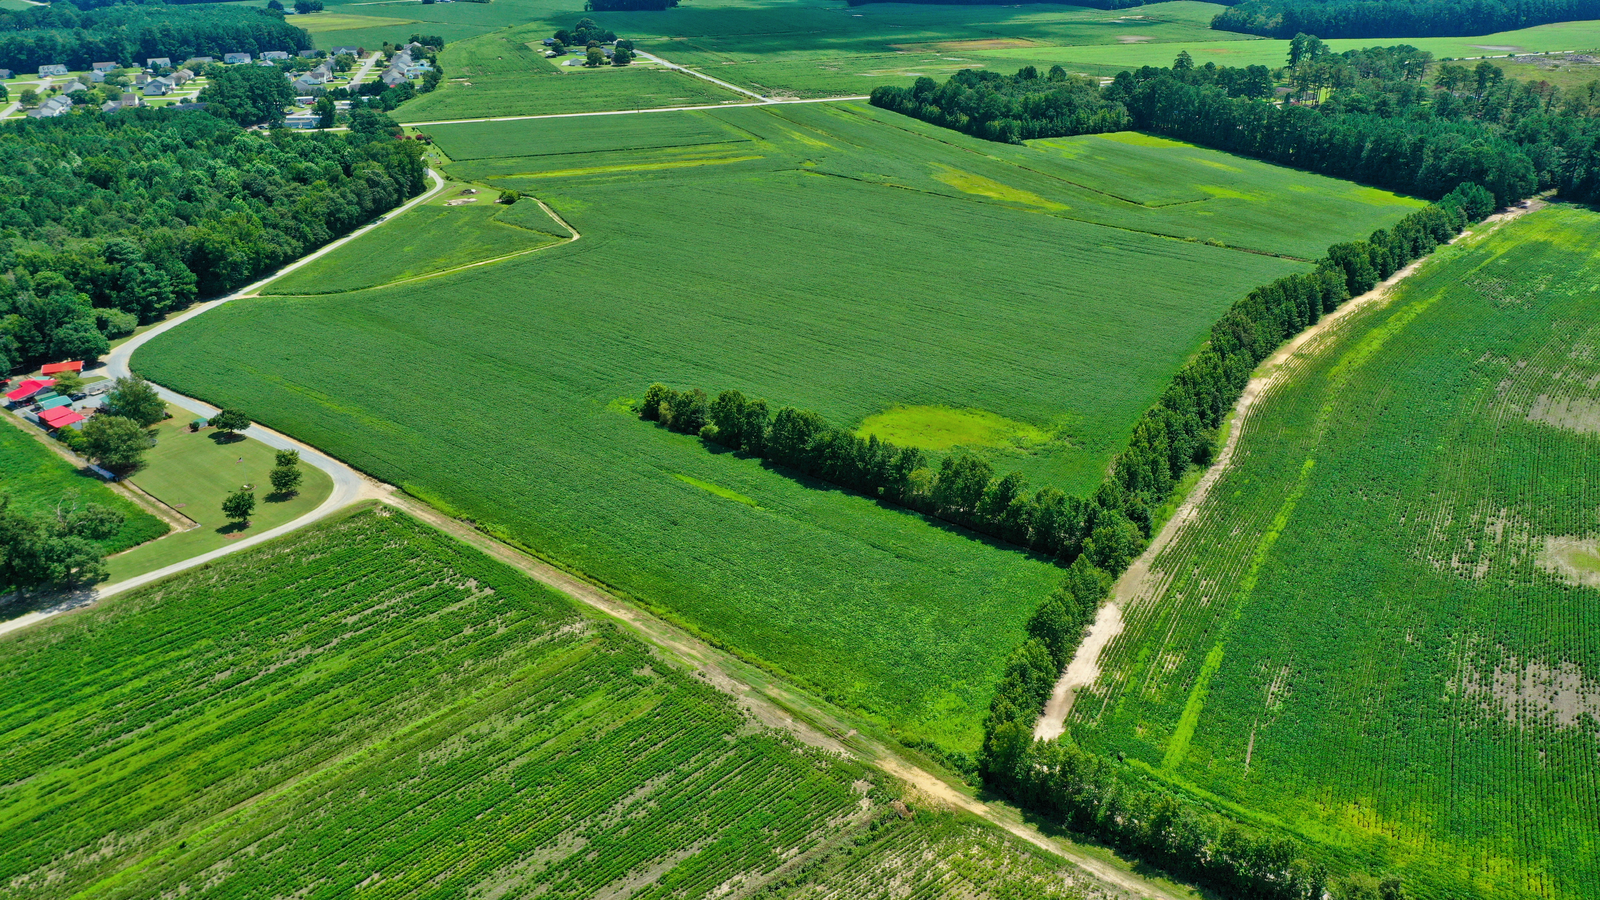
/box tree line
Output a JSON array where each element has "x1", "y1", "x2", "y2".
[
  {"x1": 641, "y1": 384, "x2": 1153, "y2": 572},
  {"x1": 0, "y1": 108, "x2": 424, "y2": 370},
  {"x1": 0, "y1": 3, "x2": 310, "y2": 72},
  {"x1": 1214, "y1": 0, "x2": 1600, "y2": 39},
  {"x1": 874, "y1": 58, "x2": 1600, "y2": 207}
]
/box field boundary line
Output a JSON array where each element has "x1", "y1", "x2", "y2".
[
  {"x1": 397, "y1": 95, "x2": 869, "y2": 128},
  {"x1": 1033, "y1": 199, "x2": 1547, "y2": 741},
  {"x1": 635, "y1": 49, "x2": 769, "y2": 101}
]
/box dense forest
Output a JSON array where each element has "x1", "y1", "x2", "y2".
[
  {"x1": 0, "y1": 109, "x2": 423, "y2": 370},
  {"x1": 1213, "y1": 0, "x2": 1600, "y2": 39},
  {"x1": 872, "y1": 51, "x2": 1600, "y2": 205},
  {"x1": 0, "y1": 3, "x2": 309, "y2": 72}
]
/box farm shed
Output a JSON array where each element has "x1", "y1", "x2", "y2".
[
  {"x1": 40, "y1": 361, "x2": 83, "y2": 375},
  {"x1": 5, "y1": 379, "x2": 52, "y2": 403},
  {"x1": 36, "y1": 396, "x2": 73, "y2": 412},
  {"x1": 40, "y1": 407, "x2": 84, "y2": 429}
]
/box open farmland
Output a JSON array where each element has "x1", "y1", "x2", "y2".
[
  {"x1": 136, "y1": 101, "x2": 1421, "y2": 754},
  {"x1": 0, "y1": 508, "x2": 883, "y2": 898},
  {"x1": 392, "y1": 26, "x2": 743, "y2": 124},
  {"x1": 264, "y1": 188, "x2": 571, "y2": 295},
  {"x1": 1067, "y1": 206, "x2": 1600, "y2": 900}
]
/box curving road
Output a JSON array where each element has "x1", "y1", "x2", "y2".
[{"x1": 88, "y1": 168, "x2": 448, "y2": 597}]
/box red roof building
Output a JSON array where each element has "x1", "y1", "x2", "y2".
[
  {"x1": 40, "y1": 361, "x2": 84, "y2": 375},
  {"x1": 6, "y1": 379, "x2": 53, "y2": 402},
  {"x1": 40, "y1": 407, "x2": 85, "y2": 429}
]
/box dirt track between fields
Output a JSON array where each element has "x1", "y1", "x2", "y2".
[{"x1": 1033, "y1": 199, "x2": 1547, "y2": 740}]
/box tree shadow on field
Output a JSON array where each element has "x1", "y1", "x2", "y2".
[
  {"x1": 214, "y1": 520, "x2": 251, "y2": 536},
  {"x1": 699, "y1": 437, "x2": 1063, "y2": 567},
  {"x1": 208, "y1": 432, "x2": 246, "y2": 445}
]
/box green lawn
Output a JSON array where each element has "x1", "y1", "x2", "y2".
[
  {"x1": 1070, "y1": 206, "x2": 1600, "y2": 900},
  {"x1": 264, "y1": 185, "x2": 570, "y2": 295},
  {"x1": 105, "y1": 407, "x2": 332, "y2": 581},
  {"x1": 137, "y1": 101, "x2": 1423, "y2": 754},
  {"x1": 0, "y1": 416, "x2": 166, "y2": 557}
]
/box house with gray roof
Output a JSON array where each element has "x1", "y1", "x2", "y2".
[
  {"x1": 93, "y1": 61, "x2": 118, "y2": 74},
  {"x1": 261, "y1": 51, "x2": 290, "y2": 61},
  {"x1": 38, "y1": 64, "x2": 68, "y2": 77},
  {"x1": 142, "y1": 78, "x2": 173, "y2": 96},
  {"x1": 146, "y1": 57, "x2": 171, "y2": 69},
  {"x1": 223, "y1": 52, "x2": 252, "y2": 65}
]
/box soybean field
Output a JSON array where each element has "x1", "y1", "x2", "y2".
[
  {"x1": 0, "y1": 508, "x2": 892, "y2": 899},
  {"x1": 1068, "y1": 206, "x2": 1600, "y2": 900},
  {"x1": 137, "y1": 101, "x2": 1420, "y2": 755}
]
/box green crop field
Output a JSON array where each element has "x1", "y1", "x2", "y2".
[
  {"x1": 264, "y1": 190, "x2": 570, "y2": 295},
  {"x1": 0, "y1": 418, "x2": 165, "y2": 556},
  {"x1": 1067, "y1": 206, "x2": 1600, "y2": 900},
  {"x1": 426, "y1": 112, "x2": 747, "y2": 160},
  {"x1": 392, "y1": 26, "x2": 744, "y2": 124},
  {"x1": 136, "y1": 101, "x2": 1419, "y2": 754},
  {"x1": 0, "y1": 507, "x2": 906, "y2": 898}
]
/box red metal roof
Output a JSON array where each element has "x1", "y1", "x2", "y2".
[
  {"x1": 5, "y1": 378, "x2": 53, "y2": 401},
  {"x1": 40, "y1": 407, "x2": 85, "y2": 428},
  {"x1": 40, "y1": 361, "x2": 83, "y2": 375}
]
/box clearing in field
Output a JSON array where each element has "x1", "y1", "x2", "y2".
[
  {"x1": 136, "y1": 101, "x2": 1422, "y2": 754},
  {"x1": 857, "y1": 405, "x2": 1057, "y2": 455},
  {"x1": 0, "y1": 506, "x2": 1109, "y2": 900},
  {"x1": 1068, "y1": 206, "x2": 1600, "y2": 900}
]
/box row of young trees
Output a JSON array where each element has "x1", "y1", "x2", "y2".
[
  {"x1": 1213, "y1": 0, "x2": 1600, "y2": 39},
  {"x1": 0, "y1": 107, "x2": 425, "y2": 370},
  {"x1": 640, "y1": 384, "x2": 1152, "y2": 572},
  {"x1": 0, "y1": 3, "x2": 311, "y2": 72}
]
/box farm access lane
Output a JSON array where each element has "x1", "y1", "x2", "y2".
[
  {"x1": 1031, "y1": 199, "x2": 1549, "y2": 742},
  {"x1": 632, "y1": 49, "x2": 768, "y2": 101}
]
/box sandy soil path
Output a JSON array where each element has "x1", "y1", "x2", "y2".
[{"x1": 1032, "y1": 200, "x2": 1545, "y2": 740}]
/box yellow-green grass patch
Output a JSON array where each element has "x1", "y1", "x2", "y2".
[
  {"x1": 672, "y1": 472, "x2": 760, "y2": 507},
  {"x1": 293, "y1": 12, "x2": 419, "y2": 34},
  {"x1": 857, "y1": 405, "x2": 1055, "y2": 454}
]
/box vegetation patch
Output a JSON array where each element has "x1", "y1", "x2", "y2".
[{"x1": 857, "y1": 405, "x2": 1054, "y2": 454}]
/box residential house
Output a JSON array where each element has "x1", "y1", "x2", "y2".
[
  {"x1": 61, "y1": 80, "x2": 87, "y2": 94},
  {"x1": 146, "y1": 57, "x2": 171, "y2": 69},
  {"x1": 403, "y1": 63, "x2": 431, "y2": 77},
  {"x1": 283, "y1": 113, "x2": 319, "y2": 129},
  {"x1": 261, "y1": 51, "x2": 290, "y2": 61},
  {"x1": 542, "y1": 38, "x2": 555, "y2": 46},
  {"x1": 92, "y1": 61, "x2": 118, "y2": 74},
  {"x1": 27, "y1": 95, "x2": 71, "y2": 118},
  {"x1": 331, "y1": 46, "x2": 362, "y2": 57},
  {"x1": 380, "y1": 68, "x2": 408, "y2": 88},
  {"x1": 223, "y1": 52, "x2": 252, "y2": 65},
  {"x1": 89, "y1": 69, "x2": 108, "y2": 83},
  {"x1": 290, "y1": 75, "x2": 324, "y2": 94},
  {"x1": 101, "y1": 99, "x2": 125, "y2": 113},
  {"x1": 38, "y1": 64, "x2": 68, "y2": 77},
  {"x1": 142, "y1": 78, "x2": 173, "y2": 97},
  {"x1": 172, "y1": 68, "x2": 194, "y2": 85},
  {"x1": 298, "y1": 49, "x2": 321, "y2": 58},
  {"x1": 311, "y1": 62, "x2": 333, "y2": 81},
  {"x1": 120, "y1": 92, "x2": 141, "y2": 106},
  {"x1": 0, "y1": 69, "x2": 12, "y2": 80},
  {"x1": 254, "y1": 59, "x2": 277, "y2": 67}
]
